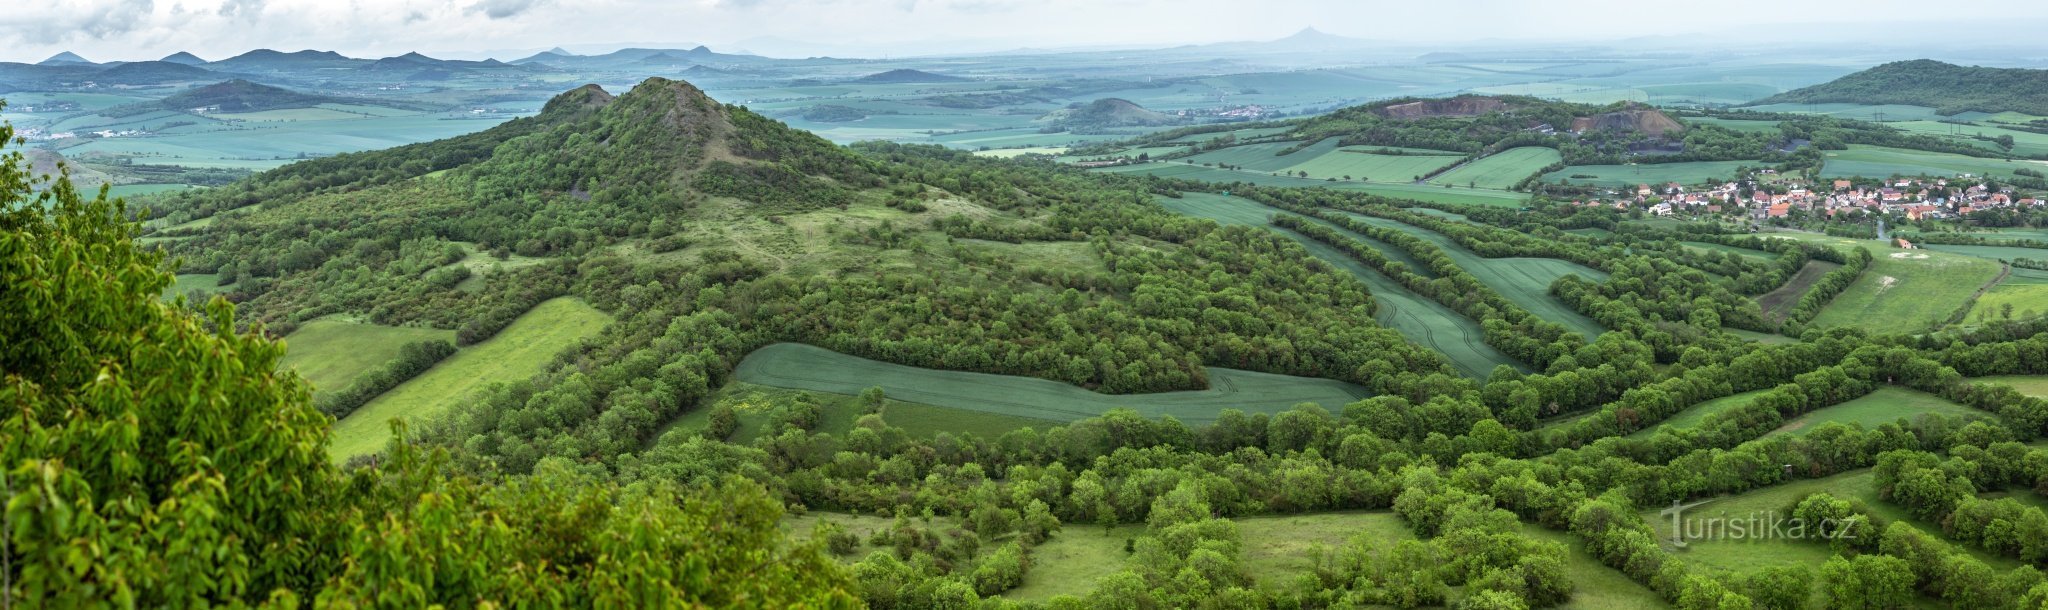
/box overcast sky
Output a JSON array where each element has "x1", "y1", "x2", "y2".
[{"x1": 3, "y1": 0, "x2": 2045, "y2": 63}]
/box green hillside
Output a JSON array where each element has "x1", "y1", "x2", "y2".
[{"x1": 1756, "y1": 59, "x2": 2048, "y2": 116}]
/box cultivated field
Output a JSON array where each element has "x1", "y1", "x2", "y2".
[
  {"x1": 1767, "y1": 387, "x2": 1984, "y2": 437},
  {"x1": 1965, "y1": 268, "x2": 2048, "y2": 323},
  {"x1": 1098, "y1": 162, "x2": 1532, "y2": 207},
  {"x1": 1282, "y1": 147, "x2": 1464, "y2": 182},
  {"x1": 660, "y1": 381, "x2": 1053, "y2": 442},
  {"x1": 1542, "y1": 160, "x2": 1758, "y2": 188},
  {"x1": 1820, "y1": 145, "x2": 2043, "y2": 180},
  {"x1": 1755, "y1": 260, "x2": 1842, "y2": 322},
  {"x1": 328, "y1": 297, "x2": 612, "y2": 460},
  {"x1": 732, "y1": 342, "x2": 1371, "y2": 425},
  {"x1": 278, "y1": 319, "x2": 455, "y2": 393},
  {"x1": 1429, "y1": 146, "x2": 1561, "y2": 189},
  {"x1": 1765, "y1": 233, "x2": 2004, "y2": 333},
  {"x1": 1338, "y1": 212, "x2": 1610, "y2": 337},
  {"x1": 1157, "y1": 193, "x2": 1525, "y2": 377}
]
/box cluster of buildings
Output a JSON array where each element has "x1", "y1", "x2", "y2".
[{"x1": 1570, "y1": 175, "x2": 2042, "y2": 221}]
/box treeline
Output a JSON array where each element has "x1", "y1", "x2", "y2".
[
  {"x1": 1784, "y1": 247, "x2": 1874, "y2": 332},
  {"x1": 314, "y1": 339, "x2": 456, "y2": 418}
]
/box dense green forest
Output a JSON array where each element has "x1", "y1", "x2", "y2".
[
  {"x1": 1756, "y1": 59, "x2": 2048, "y2": 116},
  {"x1": 15, "y1": 77, "x2": 2048, "y2": 609}
]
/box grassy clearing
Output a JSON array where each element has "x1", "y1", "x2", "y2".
[
  {"x1": 1964, "y1": 268, "x2": 2048, "y2": 323},
  {"x1": 1755, "y1": 259, "x2": 1842, "y2": 322},
  {"x1": 1683, "y1": 240, "x2": 1777, "y2": 261},
  {"x1": 1542, "y1": 160, "x2": 1758, "y2": 188},
  {"x1": 1641, "y1": 468, "x2": 2018, "y2": 593},
  {"x1": 734, "y1": 343, "x2": 1370, "y2": 425},
  {"x1": 1973, "y1": 375, "x2": 2048, "y2": 397},
  {"x1": 1627, "y1": 390, "x2": 1771, "y2": 438},
  {"x1": 328, "y1": 297, "x2": 611, "y2": 461},
  {"x1": 1807, "y1": 247, "x2": 2002, "y2": 333},
  {"x1": 1728, "y1": 328, "x2": 1799, "y2": 344},
  {"x1": 1430, "y1": 147, "x2": 1561, "y2": 189},
  {"x1": 1281, "y1": 147, "x2": 1464, "y2": 183},
  {"x1": 1237, "y1": 511, "x2": 1414, "y2": 584},
  {"x1": 1338, "y1": 212, "x2": 1609, "y2": 337},
  {"x1": 657, "y1": 381, "x2": 1055, "y2": 443},
  {"x1": 1768, "y1": 387, "x2": 1984, "y2": 438},
  {"x1": 1097, "y1": 162, "x2": 1532, "y2": 208},
  {"x1": 1820, "y1": 144, "x2": 2041, "y2": 180},
  {"x1": 1520, "y1": 528, "x2": 1670, "y2": 610},
  {"x1": 1157, "y1": 193, "x2": 1524, "y2": 378},
  {"x1": 278, "y1": 319, "x2": 455, "y2": 393},
  {"x1": 161, "y1": 273, "x2": 221, "y2": 301}
]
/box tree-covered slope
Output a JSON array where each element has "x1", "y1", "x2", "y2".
[{"x1": 1754, "y1": 59, "x2": 2048, "y2": 116}]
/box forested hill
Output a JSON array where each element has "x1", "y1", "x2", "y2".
[{"x1": 1754, "y1": 59, "x2": 2048, "y2": 116}]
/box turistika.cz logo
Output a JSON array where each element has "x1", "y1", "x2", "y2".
[{"x1": 1659, "y1": 499, "x2": 1861, "y2": 548}]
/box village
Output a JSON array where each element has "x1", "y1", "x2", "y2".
[{"x1": 1572, "y1": 172, "x2": 2045, "y2": 224}]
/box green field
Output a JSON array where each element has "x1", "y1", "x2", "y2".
[
  {"x1": 161, "y1": 273, "x2": 221, "y2": 301},
  {"x1": 1283, "y1": 148, "x2": 1463, "y2": 182},
  {"x1": 1763, "y1": 232, "x2": 2005, "y2": 333},
  {"x1": 732, "y1": 343, "x2": 1371, "y2": 424},
  {"x1": 1966, "y1": 268, "x2": 2048, "y2": 324},
  {"x1": 1808, "y1": 249, "x2": 2003, "y2": 333},
  {"x1": 328, "y1": 297, "x2": 612, "y2": 460},
  {"x1": 1338, "y1": 212, "x2": 1609, "y2": 337},
  {"x1": 1627, "y1": 390, "x2": 1772, "y2": 438},
  {"x1": 1683, "y1": 117, "x2": 1785, "y2": 133},
  {"x1": 1887, "y1": 120, "x2": 2048, "y2": 158},
  {"x1": 659, "y1": 381, "x2": 1054, "y2": 442},
  {"x1": 1820, "y1": 145, "x2": 2044, "y2": 180},
  {"x1": 1737, "y1": 103, "x2": 1950, "y2": 121},
  {"x1": 973, "y1": 146, "x2": 1070, "y2": 158},
  {"x1": 278, "y1": 319, "x2": 455, "y2": 393},
  {"x1": 1157, "y1": 193, "x2": 1524, "y2": 377},
  {"x1": 1430, "y1": 147, "x2": 1561, "y2": 189},
  {"x1": 1768, "y1": 387, "x2": 1983, "y2": 437},
  {"x1": 1974, "y1": 375, "x2": 2048, "y2": 397},
  {"x1": 1683, "y1": 240, "x2": 1777, "y2": 261},
  {"x1": 1097, "y1": 162, "x2": 1532, "y2": 207},
  {"x1": 1756, "y1": 260, "x2": 1842, "y2": 322},
  {"x1": 1542, "y1": 160, "x2": 1758, "y2": 188}
]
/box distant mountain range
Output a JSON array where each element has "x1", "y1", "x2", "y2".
[{"x1": 1753, "y1": 59, "x2": 2048, "y2": 116}]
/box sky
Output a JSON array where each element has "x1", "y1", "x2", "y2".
[{"x1": 2, "y1": 0, "x2": 2046, "y2": 63}]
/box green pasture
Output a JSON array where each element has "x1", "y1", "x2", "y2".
[
  {"x1": 1626, "y1": 390, "x2": 1772, "y2": 439},
  {"x1": 1683, "y1": 240, "x2": 1777, "y2": 261},
  {"x1": 1098, "y1": 162, "x2": 1530, "y2": 207},
  {"x1": 1737, "y1": 103, "x2": 1949, "y2": 121},
  {"x1": 1820, "y1": 145, "x2": 2042, "y2": 180},
  {"x1": 731, "y1": 342, "x2": 1371, "y2": 425},
  {"x1": 1542, "y1": 160, "x2": 1757, "y2": 188},
  {"x1": 1337, "y1": 212, "x2": 1609, "y2": 337},
  {"x1": 1804, "y1": 246, "x2": 2003, "y2": 333},
  {"x1": 1157, "y1": 193, "x2": 1524, "y2": 378},
  {"x1": 1282, "y1": 147, "x2": 1464, "y2": 183},
  {"x1": 1430, "y1": 147, "x2": 1561, "y2": 189},
  {"x1": 1964, "y1": 268, "x2": 2048, "y2": 323},
  {"x1": 659, "y1": 382, "x2": 1054, "y2": 442},
  {"x1": 1769, "y1": 387, "x2": 1984, "y2": 437},
  {"x1": 1974, "y1": 374, "x2": 2048, "y2": 398},
  {"x1": 278, "y1": 319, "x2": 456, "y2": 393},
  {"x1": 1886, "y1": 120, "x2": 2048, "y2": 158},
  {"x1": 328, "y1": 297, "x2": 611, "y2": 461}
]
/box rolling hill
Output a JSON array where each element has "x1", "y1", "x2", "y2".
[
  {"x1": 96, "y1": 60, "x2": 219, "y2": 85},
  {"x1": 1040, "y1": 98, "x2": 1183, "y2": 129},
  {"x1": 160, "y1": 79, "x2": 346, "y2": 112},
  {"x1": 1754, "y1": 59, "x2": 2048, "y2": 116}
]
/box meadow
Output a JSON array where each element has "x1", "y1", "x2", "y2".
[
  {"x1": 327, "y1": 297, "x2": 612, "y2": 461},
  {"x1": 1541, "y1": 160, "x2": 1758, "y2": 188},
  {"x1": 277, "y1": 319, "x2": 455, "y2": 393},
  {"x1": 1965, "y1": 267, "x2": 2048, "y2": 323},
  {"x1": 1885, "y1": 120, "x2": 2048, "y2": 158},
  {"x1": 1097, "y1": 162, "x2": 1532, "y2": 207},
  {"x1": 657, "y1": 381, "x2": 1055, "y2": 442},
  {"x1": 1281, "y1": 147, "x2": 1464, "y2": 182},
  {"x1": 1819, "y1": 145, "x2": 2044, "y2": 180},
  {"x1": 731, "y1": 342, "x2": 1372, "y2": 425},
  {"x1": 1736, "y1": 103, "x2": 1951, "y2": 121},
  {"x1": 1157, "y1": 193, "x2": 1524, "y2": 378},
  {"x1": 1429, "y1": 146, "x2": 1562, "y2": 189},
  {"x1": 161, "y1": 273, "x2": 221, "y2": 301},
  {"x1": 1764, "y1": 232, "x2": 2004, "y2": 333},
  {"x1": 1337, "y1": 212, "x2": 1610, "y2": 337},
  {"x1": 1625, "y1": 390, "x2": 1773, "y2": 438},
  {"x1": 1682, "y1": 240, "x2": 1777, "y2": 261},
  {"x1": 1974, "y1": 374, "x2": 2048, "y2": 397},
  {"x1": 1767, "y1": 387, "x2": 1984, "y2": 437}
]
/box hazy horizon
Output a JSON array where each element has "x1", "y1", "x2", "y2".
[{"x1": 6, "y1": 0, "x2": 2048, "y2": 64}]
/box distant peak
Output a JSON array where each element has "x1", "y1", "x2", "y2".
[
  {"x1": 545, "y1": 47, "x2": 573, "y2": 56},
  {"x1": 40, "y1": 51, "x2": 91, "y2": 65}
]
